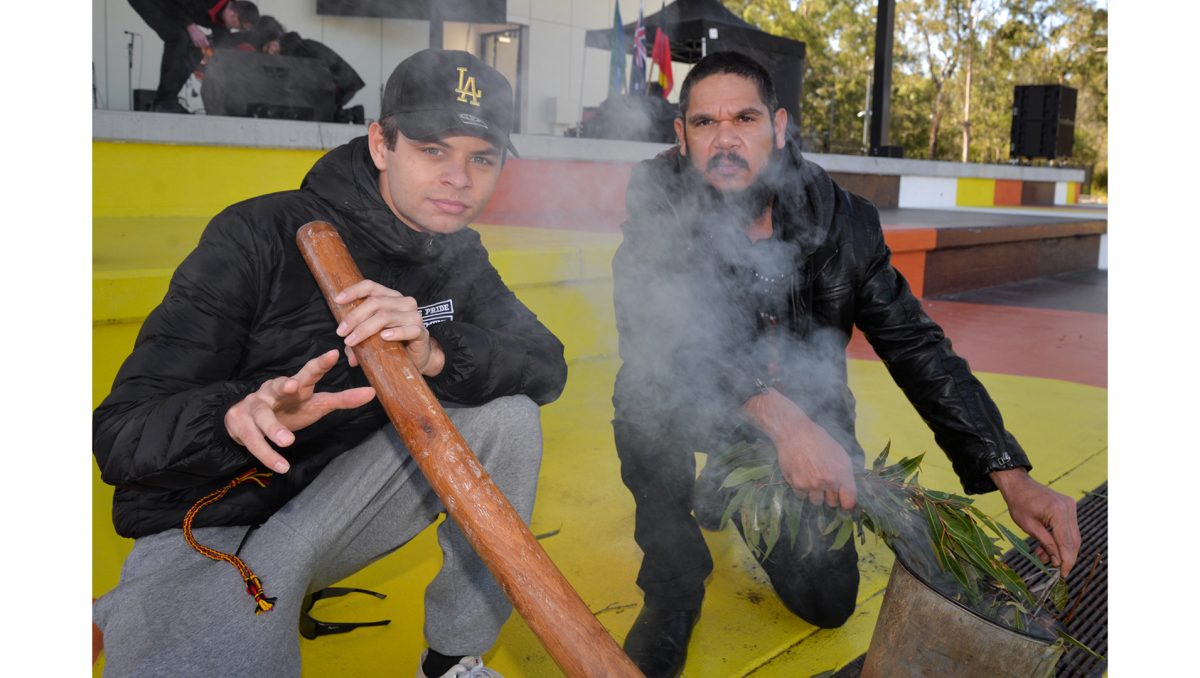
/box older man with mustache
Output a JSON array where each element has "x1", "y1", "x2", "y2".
[{"x1": 610, "y1": 51, "x2": 1080, "y2": 678}]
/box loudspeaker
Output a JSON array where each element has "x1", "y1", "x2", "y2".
[
  {"x1": 133, "y1": 89, "x2": 156, "y2": 112},
  {"x1": 201, "y1": 49, "x2": 337, "y2": 122},
  {"x1": 1010, "y1": 85, "x2": 1076, "y2": 160}
]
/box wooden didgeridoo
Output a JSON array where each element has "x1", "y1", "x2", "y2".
[{"x1": 296, "y1": 221, "x2": 642, "y2": 678}]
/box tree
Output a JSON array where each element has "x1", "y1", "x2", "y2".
[
  {"x1": 721, "y1": 0, "x2": 1106, "y2": 191},
  {"x1": 897, "y1": 0, "x2": 978, "y2": 160},
  {"x1": 989, "y1": 0, "x2": 1107, "y2": 189},
  {"x1": 724, "y1": 0, "x2": 877, "y2": 152}
]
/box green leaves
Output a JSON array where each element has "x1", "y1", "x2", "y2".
[
  {"x1": 720, "y1": 483, "x2": 754, "y2": 531},
  {"x1": 706, "y1": 439, "x2": 1093, "y2": 652},
  {"x1": 1057, "y1": 629, "x2": 1106, "y2": 661},
  {"x1": 720, "y1": 464, "x2": 772, "y2": 489},
  {"x1": 995, "y1": 521, "x2": 1054, "y2": 579},
  {"x1": 871, "y1": 440, "x2": 892, "y2": 472},
  {"x1": 831, "y1": 518, "x2": 854, "y2": 551}
]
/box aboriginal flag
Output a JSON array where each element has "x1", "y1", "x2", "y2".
[{"x1": 651, "y1": 24, "x2": 673, "y2": 98}]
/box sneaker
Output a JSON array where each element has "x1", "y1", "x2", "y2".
[{"x1": 416, "y1": 649, "x2": 503, "y2": 678}]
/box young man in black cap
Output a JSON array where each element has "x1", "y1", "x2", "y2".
[{"x1": 93, "y1": 49, "x2": 563, "y2": 677}]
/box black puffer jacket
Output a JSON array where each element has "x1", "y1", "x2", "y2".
[
  {"x1": 612, "y1": 134, "x2": 1029, "y2": 494},
  {"x1": 94, "y1": 136, "x2": 567, "y2": 538}
]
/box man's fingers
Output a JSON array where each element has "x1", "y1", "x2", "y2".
[
  {"x1": 1052, "y1": 508, "x2": 1082, "y2": 577},
  {"x1": 807, "y1": 489, "x2": 824, "y2": 506},
  {"x1": 250, "y1": 405, "x2": 295, "y2": 448},
  {"x1": 343, "y1": 311, "x2": 397, "y2": 346},
  {"x1": 226, "y1": 411, "x2": 291, "y2": 473},
  {"x1": 292, "y1": 350, "x2": 341, "y2": 386},
  {"x1": 241, "y1": 433, "x2": 291, "y2": 474},
  {"x1": 345, "y1": 346, "x2": 359, "y2": 367},
  {"x1": 1020, "y1": 519, "x2": 1062, "y2": 570},
  {"x1": 342, "y1": 308, "x2": 422, "y2": 346},
  {"x1": 313, "y1": 386, "x2": 377, "y2": 411},
  {"x1": 333, "y1": 282, "x2": 419, "y2": 346},
  {"x1": 334, "y1": 284, "x2": 405, "y2": 336},
  {"x1": 336, "y1": 298, "x2": 384, "y2": 340},
  {"x1": 838, "y1": 484, "x2": 857, "y2": 511},
  {"x1": 380, "y1": 323, "x2": 425, "y2": 342},
  {"x1": 333, "y1": 279, "x2": 398, "y2": 305}
]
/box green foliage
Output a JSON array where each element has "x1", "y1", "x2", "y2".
[
  {"x1": 723, "y1": 0, "x2": 879, "y2": 152},
  {"x1": 711, "y1": 439, "x2": 1101, "y2": 655},
  {"x1": 720, "y1": 1, "x2": 1106, "y2": 189}
]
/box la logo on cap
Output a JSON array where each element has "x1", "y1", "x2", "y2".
[{"x1": 455, "y1": 67, "x2": 482, "y2": 106}]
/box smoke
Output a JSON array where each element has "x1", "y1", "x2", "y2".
[{"x1": 611, "y1": 129, "x2": 863, "y2": 466}]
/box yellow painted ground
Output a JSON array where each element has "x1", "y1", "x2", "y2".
[
  {"x1": 92, "y1": 139, "x2": 1106, "y2": 674},
  {"x1": 92, "y1": 352, "x2": 1106, "y2": 677}
]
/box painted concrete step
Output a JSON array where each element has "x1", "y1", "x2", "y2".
[{"x1": 93, "y1": 219, "x2": 622, "y2": 384}]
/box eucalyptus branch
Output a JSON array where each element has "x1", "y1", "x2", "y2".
[{"x1": 708, "y1": 440, "x2": 1102, "y2": 658}]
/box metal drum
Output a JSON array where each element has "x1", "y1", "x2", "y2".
[{"x1": 862, "y1": 558, "x2": 1063, "y2": 678}]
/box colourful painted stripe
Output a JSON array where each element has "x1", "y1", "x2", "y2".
[
  {"x1": 93, "y1": 142, "x2": 323, "y2": 218},
  {"x1": 955, "y1": 177, "x2": 996, "y2": 207},
  {"x1": 994, "y1": 179, "x2": 1022, "y2": 206}
]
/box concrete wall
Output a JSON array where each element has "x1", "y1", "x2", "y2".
[
  {"x1": 93, "y1": 0, "x2": 427, "y2": 118},
  {"x1": 92, "y1": 0, "x2": 680, "y2": 135}
]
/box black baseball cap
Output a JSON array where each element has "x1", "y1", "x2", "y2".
[{"x1": 382, "y1": 49, "x2": 518, "y2": 157}]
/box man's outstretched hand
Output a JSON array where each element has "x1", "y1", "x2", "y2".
[
  {"x1": 990, "y1": 468, "x2": 1081, "y2": 577},
  {"x1": 224, "y1": 350, "x2": 376, "y2": 474}
]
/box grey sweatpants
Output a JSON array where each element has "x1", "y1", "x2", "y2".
[{"x1": 94, "y1": 395, "x2": 543, "y2": 677}]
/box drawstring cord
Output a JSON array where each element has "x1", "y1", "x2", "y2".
[{"x1": 182, "y1": 468, "x2": 277, "y2": 615}]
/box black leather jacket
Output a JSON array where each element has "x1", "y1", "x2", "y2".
[
  {"x1": 94, "y1": 136, "x2": 567, "y2": 538},
  {"x1": 611, "y1": 136, "x2": 1029, "y2": 494}
]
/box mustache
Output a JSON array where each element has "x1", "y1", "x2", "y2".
[{"x1": 707, "y1": 152, "x2": 750, "y2": 171}]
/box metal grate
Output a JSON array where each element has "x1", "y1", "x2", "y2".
[{"x1": 834, "y1": 482, "x2": 1108, "y2": 677}]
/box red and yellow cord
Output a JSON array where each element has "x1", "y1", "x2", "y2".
[{"x1": 182, "y1": 468, "x2": 277, "y2": 615}]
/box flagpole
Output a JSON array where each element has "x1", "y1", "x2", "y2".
[
  {"x1": 578, "y1": 44, "x2": 588, "y2": 130},
  {"x1": 646, "y1": 28, "x2": 656, "y2": 90}
]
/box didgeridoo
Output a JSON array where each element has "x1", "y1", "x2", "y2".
[{"x1": 296, "y1": 221, "x2": 642, "y2": 678}]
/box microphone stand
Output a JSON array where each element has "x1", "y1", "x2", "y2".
[{"x1": 124, "y1": 31, "x2": 138, "y2": 110}]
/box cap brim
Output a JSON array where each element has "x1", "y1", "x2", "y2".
[{"x1": 394, "y1": 110, "x2": 519, "y2": 158}]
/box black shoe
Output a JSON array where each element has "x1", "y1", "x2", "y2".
[{"x1": 623, "y1": 604, "x2": 700, "y2": 678}]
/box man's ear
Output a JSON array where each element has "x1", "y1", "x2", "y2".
[
  {"x1": 773, "y1": 108, "x2": 788, "y2": 150},
  {"x1": 367, "y1": 122, "x2": 389, "y2": 171},
  {"x1": 674, "y1": 117, "x2": 687, "y2": 156}
]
